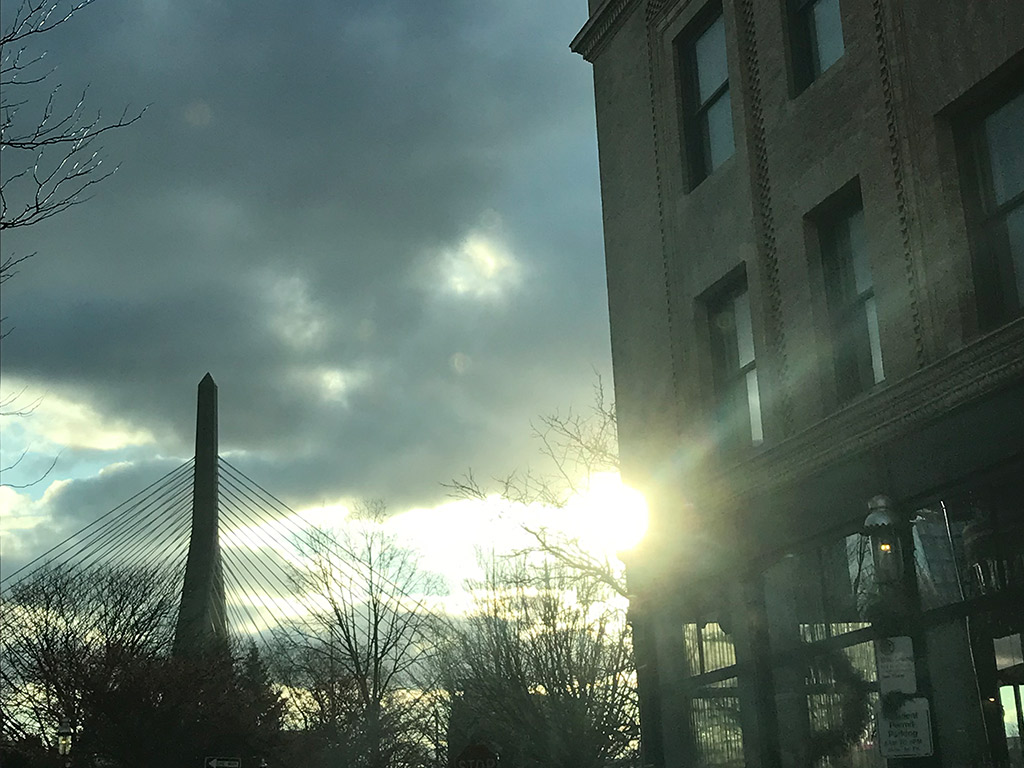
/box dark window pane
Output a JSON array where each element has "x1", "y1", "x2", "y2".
[
  {"x1": 711, "y1": 300, "x2": 739, "y2": 374},
  {"x1": 985, "y1": 90, "x2": 1024, "y2": 207},
  {"x1": 820, "y1": 199, "x2": 883, "y2": 397},
  {"x1": 810, "y1": 0, "x2": 844, "y2": 75},
  {"x1": 1005, "y1": 202, "x2": 1024, "y2": 304},
  {"x1": 696, "y1": 15, "x2": 729, "y2": 104},
  {"x1": 705, "y1": 89, "x2": 736, "y2": 172},
  {"x1": 709, "y1": 286, "x2": 761, "y2": 446},
  {"x1": 967, "y1": 87, "x2": 1024, "y2": 327}
]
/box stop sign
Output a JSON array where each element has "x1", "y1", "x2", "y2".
[{"x1": 454, "y1": 743, "x2": 498, "y2": 768}]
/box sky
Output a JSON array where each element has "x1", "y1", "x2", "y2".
[{"x1": 0, "y1": 0, "x2": 620, "y2": 586}]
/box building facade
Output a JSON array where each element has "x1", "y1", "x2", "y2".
[{"x1": 572, "y1": 0, "x2": 1023, "y2": 766}]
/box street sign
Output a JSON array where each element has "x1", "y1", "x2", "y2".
[
  {"x1": 205, "y1": 758, "x2": 241, "y2": 768},
  {"x1": 875, "y1": 636, "x2": 916, "y2": 695},
  {"x1": 454, "y1": 743, "x2": 498, "y2": 768},
  {"x1": 878, "y1": 696, "x2": 934, "y2": 758}
]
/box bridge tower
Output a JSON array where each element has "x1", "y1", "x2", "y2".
[{"x1": 173, "y1": 373, "x2": 228, "y2": 656}]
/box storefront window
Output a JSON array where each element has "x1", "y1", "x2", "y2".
[
  {"x1": 765, "y1": 538, "x2": 883, "y2": 767},
  {"x1": 996, "y1": 632, "x2": 1024, "y2": 764},
  {"x1": 764, "y1": 535, "x2": 872, "y2": 651},
  {"x1": 685, "y1": 621, "x2": 737, "y2": 675},
  {"x1": 911, "y1": 487, "x2": 1023, "y2": 607},
  {"x1": 690, "y1": 677, "x2": 745, "y2": 768},
  {"x1": 672, "y1": 589, "x2": 747, "y2": 767}
]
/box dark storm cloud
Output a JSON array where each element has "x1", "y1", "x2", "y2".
[{"x1": 1, "y1": 0, "x2": 608, "y2": 518}]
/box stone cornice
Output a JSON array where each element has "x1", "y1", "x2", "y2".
[
  {"x1": 697, "y1": 318, "x2": 1024, "y2": 510},
  {"x1": 570, "y1": 0, "x2": 642, "y2": 62}
]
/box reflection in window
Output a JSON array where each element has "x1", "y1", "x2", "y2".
[
  {"x1": 911, "y1": 486, "x2": 1024, "y2": 605},
  {"x1": 685, "y1": 622, "x2": 737, "y2": 675},
  {"x1": 691, "y1": 678, "x2": 745, "y2": 768},
  {"x1": 803, "y1": 644, "x2": 883, "y2": 768},
  {"x1": 766, "y1": 540, "x2": 885, "y2": 767},
  {"x1": 765, "y1": 535, "x2": 870, "y2": 652}
]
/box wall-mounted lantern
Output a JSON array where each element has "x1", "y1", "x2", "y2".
[
  {"x1": 860, "y1": 494, "x2": 914, "y2": 626},
  {"x1": 863, "y1": 495, "x2": 905, "y2": 588}
]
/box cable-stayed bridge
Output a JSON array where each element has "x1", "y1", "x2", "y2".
[{"x1": 0, "y1": 374, "x2": 442, "y2": 657}]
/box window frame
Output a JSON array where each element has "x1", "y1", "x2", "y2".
[
  {"x1": 705, "y1": 275, "x2": 764, "y2": 449},
  {"x1": 816, "y1": 192, "x2": 884, "y2": 402},
  {"x1": 789, "y1": 0, "x2": 845, "y2": 94},
  {"x1": 679, "y1": 7, "x2": 735, "y2": 188},
  {"x1": 959, "y1": 85, "x2": 1024, "y2": 330}
]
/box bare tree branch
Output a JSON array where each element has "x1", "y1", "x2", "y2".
[
  {"x1": 1, "y1": 0, "x2": 145, "y2": 284},
  {"x1": 0, "y1": 448, "x2": 60, "y2": 488},
  {"x1": 446, "y1": 375, "x2": 628, "y2": 597}
]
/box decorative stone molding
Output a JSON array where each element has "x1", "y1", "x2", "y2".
[
  {"x1": 872, "y1": 0, "x2": 928, "y2": 369},
  {"x1": 697, "y1": 318, "x2": 1024, "y2": 509},
  {"x1": 643, "y1": 0, "x2": 683, "y2": 436},
  {"x1": 736, "y1": 0, "x2": 794, "y2": 435},
  {"x1": 644, "y1": 0, "x2": 671, "y2": 24},
  {"x1": 570, "y1": 0, "x2": 642, "y2": 62}
]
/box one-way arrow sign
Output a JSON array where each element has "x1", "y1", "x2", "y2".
[{"x1": 205, "y1": 758, "x2": 241, "y2": 768}]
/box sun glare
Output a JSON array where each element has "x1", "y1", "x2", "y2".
[{"x1": 565, "y1": 472, "x2": 649, "y2": 555}]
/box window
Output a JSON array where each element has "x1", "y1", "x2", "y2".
[
  {"x1": 818, "y1": 197, "x2": 884, "y2": 400},
  {"x1": 708, "y1": 283, "x2": 763, "y2": 447},
  {"x1": 680, "y1": 10, "x2": 735, "y2": 185},
  {"x1": 962, "y1": 86, "x2": 1024, "y2": 329},
  {"x1": 790, "y1": 0, "x2": 845, "y2": 92},
  {"x1": 763, "y1": 536, "x2": 883, "y2": 768}
]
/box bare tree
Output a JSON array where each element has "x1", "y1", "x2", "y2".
[
  {"x1": 0, "y1": 563, "x2": 178, "y2": 746},
  {"x1": 441, "y1": 556, "x2": 640, "y2": 768},
  {"x1": 447, "y1": 377, "x2": 630, "y2": 598},
  {"x1": 278, "y1": 500, "x2": 441, "y2": 768},
  {"x1": 1, "y1": 564, "x2": 285, "y2": 765}
]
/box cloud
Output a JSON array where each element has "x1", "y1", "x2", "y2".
[
  {"x1": 0, "y1": 0, "x2": 610, "y2": 572},
  {"x1": 260, "y1": 272, "x2": 331, "y2": 351},
  {"x1": 0, "y1": 378, "x2": 155, "y2": 452},
  {"x1": 432, "y1": 229, "x2": 523, "y2": 301}
]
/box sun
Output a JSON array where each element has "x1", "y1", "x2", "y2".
[{"x1": 563, "y1": 472, "x2": 649, "y2": 555}]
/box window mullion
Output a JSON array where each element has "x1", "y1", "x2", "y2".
[{"x1": 696, "y1": 80, "x2": 730, "y2": 115}]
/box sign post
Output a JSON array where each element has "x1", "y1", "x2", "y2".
[
  {"x1": 877, "y1": 697, "x2": 934, "y2": 758},
  {"x1": 875, "y1": 636, "x2": 916, "y2": 695},
  {"x1": 874, "y1": 636, "x2": 933, "y2": 758},
  {"x1": 204, "y1": 758, "x2": 241, "y2": 768}
]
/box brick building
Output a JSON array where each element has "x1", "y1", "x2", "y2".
[{"x1": 572, "y1": 0, "x2": 1023, "y2": 765}]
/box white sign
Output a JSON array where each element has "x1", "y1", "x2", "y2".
[
  {"x1": 878, "y1": 697, "x2": 934, "y2": 758},
  {"x1": 205, "y1": 759, "x2": 241, "y2": 768},
  {"x1": 875, "y1": 636, "x2": 916, "y2": 695}
]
